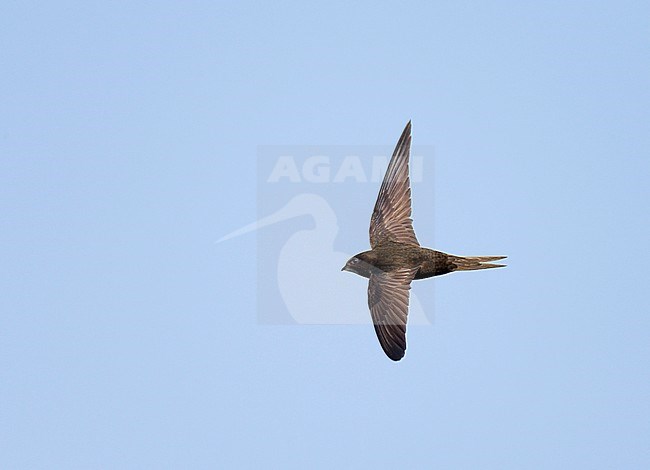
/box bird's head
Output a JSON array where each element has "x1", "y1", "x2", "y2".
[{"x1": 341, "y1": 253, "x2": 375, "y2": 278}]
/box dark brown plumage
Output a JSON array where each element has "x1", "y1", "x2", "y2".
[{"x1": 342, "y1": 121, "x2": 506, "y2": 361}]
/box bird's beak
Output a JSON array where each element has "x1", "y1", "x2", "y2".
[
  {"x1": 341, "y1": 265, "x2": 347, "y2": 272},
  {"x1": 216, "y1": 203, "x2": 297, "y2": 243}
]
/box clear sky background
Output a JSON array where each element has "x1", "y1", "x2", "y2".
[{"x1": 2, "y1": 2, "x2": 649, "y2": 469}]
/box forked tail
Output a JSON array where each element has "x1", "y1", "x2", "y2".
[{"x1": 452, "y1": 255, "x2": 507, "y2": 271}]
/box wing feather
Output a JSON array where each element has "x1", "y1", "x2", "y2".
[
  {"x1": 367, "y1": 267, "x2": 418, "y2": 361},
  {"x1": 369, "y1": 121, "x2": 419, "y2": 248}
]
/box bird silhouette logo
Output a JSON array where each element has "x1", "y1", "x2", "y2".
[{"x1": 218, "y1": 192, "x2": 431, "y2": 326}]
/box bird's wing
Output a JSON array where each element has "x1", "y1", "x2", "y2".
[
  {"x1": 368, "y1": 267, "x2": 419, "y2": 361},
  {"x1": 369, "y1": 121, "x2": 419, "y2": 248}
]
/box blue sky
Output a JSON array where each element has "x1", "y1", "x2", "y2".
[{"x1": 1, "y1": 1, "x2": 649, "y2": 468}]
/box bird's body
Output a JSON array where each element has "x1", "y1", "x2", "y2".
[
  {"x1": 342, "y1": 121, "x2": 506, "y2": 361},
  {"x1": 344, "y1": 242, "x2": 456, "y2": 279}
]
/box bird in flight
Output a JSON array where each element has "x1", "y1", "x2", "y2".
[{"x1": 342, "y1": 121, "x2": 506, "y2": 361}]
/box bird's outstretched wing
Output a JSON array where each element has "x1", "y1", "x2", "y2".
[
  {"x1": 369, "y1": 121, "x2": 419, "y2": 248},
  {"x1": 368, "y1": 267, "x2": 419, "y2": 361}
]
